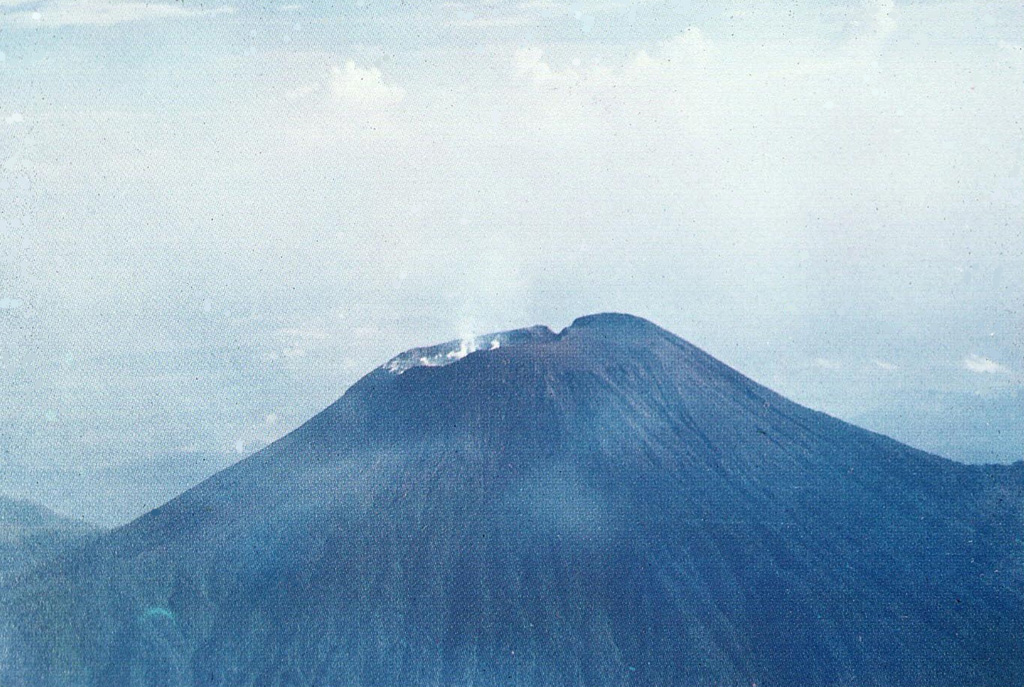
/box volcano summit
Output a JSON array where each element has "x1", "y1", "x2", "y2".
[{"x1": 3, "y1": 313, "x2": 1022, "y2": 686}]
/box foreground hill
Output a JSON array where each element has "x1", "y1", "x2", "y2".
[
  {"x1": 3, "y1": 314, "x2": 1022, "y2": 686},
  {"x1": 0, "y1": 497, "x2": 97, "y2": 584}
]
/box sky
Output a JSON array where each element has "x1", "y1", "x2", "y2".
[{"x1": 0, "y1": 0, "x2": 1022, "y2": 525}]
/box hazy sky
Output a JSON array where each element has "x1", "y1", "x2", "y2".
[{"x1": 1, "y1": 0, "x2": 1022, "y2": 523}]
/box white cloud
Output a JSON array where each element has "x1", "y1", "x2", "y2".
[
  {"x1": 873, "y1": 359, "x2": 898, "y2": 371},
  {"x1": 0, "y1": 0, "x2": 234, "y2": 26},
  {"x1": 656, "y1": 26, "x2": 714, "y2": 66},
  {"x1": 330, "y1": 61, "x2": 405, "y2": 106},
  {"x1": 285, "y1": 83, "x2": 321, "y2": 102},
  {"x1": 5, "y1": 112, "x2": 24, "y2": 125},
  {"x1": 873, "y1": 0, "x2": 896, "y2": 39},
  {"x1": 963, "y1": 354, "x2": 1011, "y2": 375},
  {"x1": 0, "y1": 296, "x2": 24, "y2": 309},
  {"x1": 513, "y1": 47, "x2": 581, "y2": 87}
]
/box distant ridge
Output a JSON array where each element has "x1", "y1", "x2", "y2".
[
  {"x1": 0, "y1": 496, "x2": 96, "y2": 584},
  {"x1": 3, "y1": 313, "x2": 1022, "y2": 687}
]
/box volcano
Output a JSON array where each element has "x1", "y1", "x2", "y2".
[{"x1": 3, "y1": 313, "x2": 1022, "y2": 686}]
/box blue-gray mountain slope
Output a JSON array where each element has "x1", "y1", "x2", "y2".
[
  {"x1": 0, "y1": 497, "x2": 97, "y2": 585},
  {"x1": 2, "y1": 314, "x2": 1022, "y2": 686}
]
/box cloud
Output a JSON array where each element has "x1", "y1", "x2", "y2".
[
  {"x1": 963, "y1": 354, "x2": 1011, "y2": 375},
  {"x1": 872, "y1": 0, "x2": 896, "y2": 39},
  {"x1": 655, "y1": 26, "x2": 714, "y2": 66},
  {"x1": 0, "y1": 0, "x2": 234, "y2": 27},
  {"x1": 872, "y1": 359, "x2": 898, "y2": 371},
  {"x1": 508, "y1": 27, "x2": 722, "y2": 135},
  {"x1": 0, "y1": 296, "x2": 24, "y2": 309},
  {"x1": 285, "y1": 83, "x2": 322, "y2": 102},
  {"x1": 330, "y1": 61, "x2": 405, "y2": 106},
  {"x1": 513, "y1": 47, "x2": 580, "y2": 87}
]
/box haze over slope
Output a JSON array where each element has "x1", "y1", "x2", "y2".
[{"x1": 3, "y1": 314, "x2": 1022, "y2": 687}]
